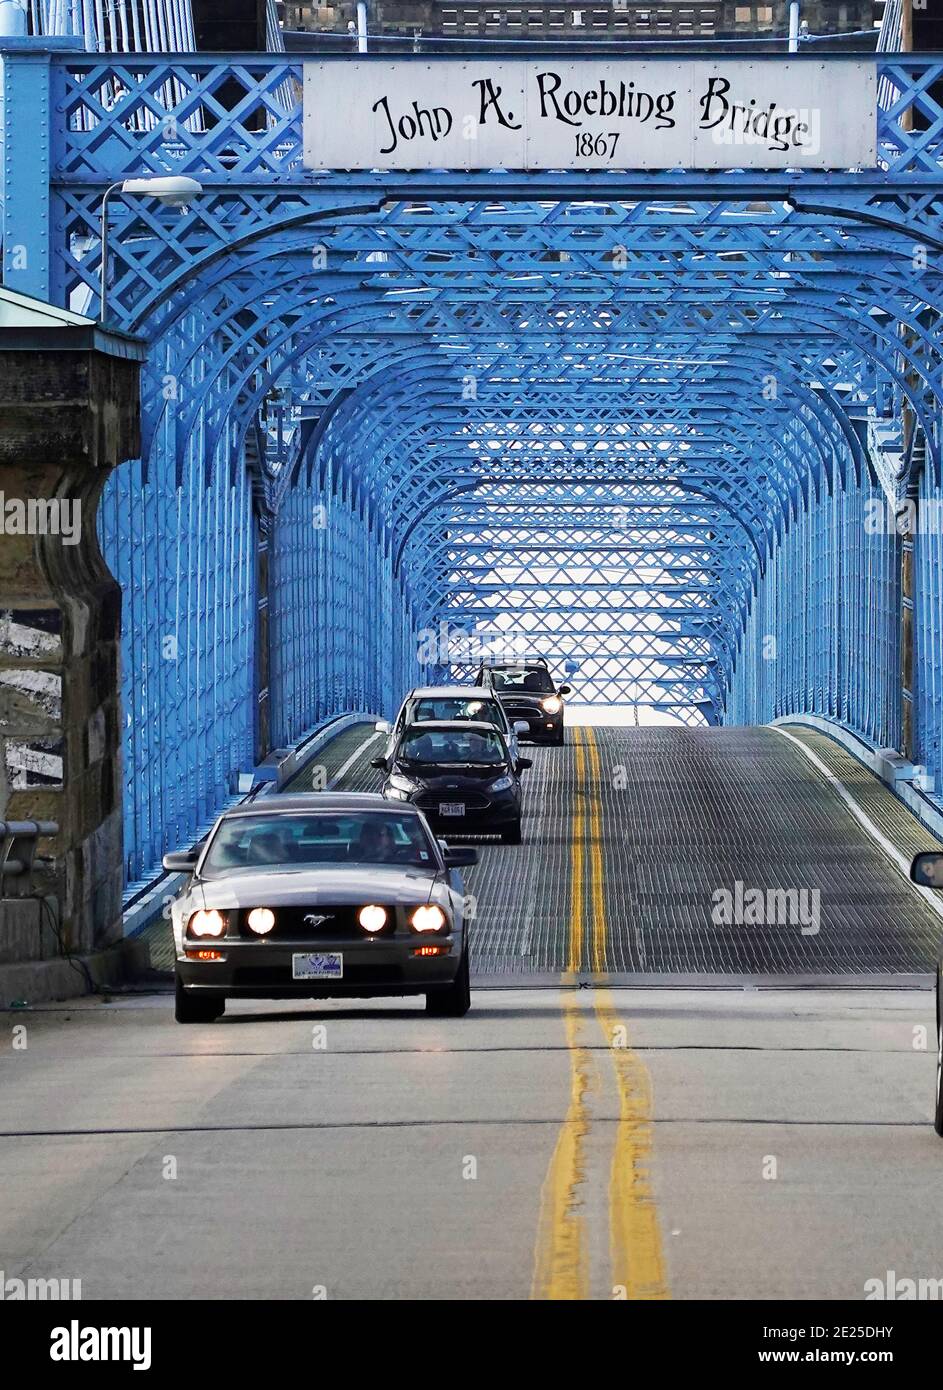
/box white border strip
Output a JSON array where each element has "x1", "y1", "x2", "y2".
[
  {"x1": 328, "y1": 730, "x2": 381, "y2": 789},
  {"x1": 770, "y1": 713, "x2": 943, "y2": 843},
  {"x1": 772, "y1": 725, "x2": 943, "y2": 925},
  {"x1": 275, "y1": 711, "x2": 379, "y2": 789}
]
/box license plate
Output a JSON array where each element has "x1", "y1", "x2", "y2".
[
  {"x1": 292, "y1": 952, "x2": 343, "y2": 980},
  {"x1": 439, "y1": 802, "x2": 465, "y2": 817}
]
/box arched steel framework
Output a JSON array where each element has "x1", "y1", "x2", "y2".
[{"x1": 3, "y1": 44, "x2": 943, "y2": 878}]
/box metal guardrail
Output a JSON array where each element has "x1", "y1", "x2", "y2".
[{"x1": 0, "y1": 820, "x2": 58, "y2": 896}]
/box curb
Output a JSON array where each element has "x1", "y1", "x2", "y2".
[
  {"x1": 0, "y1": 936, "x2": 151, "y2": 1009},
  {"x1": 768, "y1": 714, "x2": 943, "y2": 843}
]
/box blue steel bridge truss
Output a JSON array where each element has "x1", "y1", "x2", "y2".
[{"x1": 2, "y1": 42, "x2": 943, "y2": 880}]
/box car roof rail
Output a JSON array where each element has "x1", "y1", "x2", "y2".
[{"x1": 482, "y1": 656, "x2": 551, "y2": 669}]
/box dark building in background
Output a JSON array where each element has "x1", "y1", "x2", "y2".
[
  {"x1": 279, "y1": 0, "x2": 881, "y2": 53},
  {"x1": 191, "y1": 0, "x2": 268, "y2": 125},
  {"x1": 913, "y1": 3, "x2": 943, "y2": 52},
  {"x1": 191, "y1": 0, "x2": 268, "y2": 50}
]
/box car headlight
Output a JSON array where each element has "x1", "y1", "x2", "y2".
[
  {"x1": 489, "y1": 774, "x2": 513, "y2": 792},
  {"x1": 410, "y1": 904, "x2": 448, "y2": 933},
  {"x1": 187, "y1": 909, "x2": 227, "y2": 939},
  {"x1": 246, "y1": 907, "x2": 275, "y2": 935},
  {"x1": 541, "y1": 696, "x2": 563, "y2": 714},
  {"x1": 389, "y1": 773, "x2": 418, "y2": 793},
  {"x1": 358, "y1": 904, "x2": 388, "y2": 933}
]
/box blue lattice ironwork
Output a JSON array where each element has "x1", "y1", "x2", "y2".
[{"x1": 4, "y1": 40, "x2": 943, "y2": 876}]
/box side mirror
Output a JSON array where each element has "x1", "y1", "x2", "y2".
[
  {"x1": 513, "y1": 721, "x2": 529, "y2": 734},
  {"x1": 162, "y1": 848, "x2": 199, "y2": 874},
  {"x1": 444, "y1": 846, "x2": 479, "y2": 868},
  {"x1": 558, "y1": 685, "x2": 572, "y2": 696},
  {"x1": 370, "y1": 757, "x2": 388, "y2": 770},
  {"x1": 911, "y1": 852, "x2": 943, "y2": 888},
  {"x1": 374, "y1": 719, "x2": 391, "y2": 735},
  {"x1": 516, "y1": 757, "x2": 533, "y2": 773}
]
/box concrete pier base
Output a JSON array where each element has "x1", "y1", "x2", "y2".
[{"x1": 0, "y1": 295, "x2": 145, "y2": 998}]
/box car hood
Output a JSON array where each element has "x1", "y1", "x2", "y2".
[
  {"x1": 191, "y1": 865, "x2": 440, "y2": 909},
  {"x1": 396, "y1": 763, "x2": 508, "y2": 786}
]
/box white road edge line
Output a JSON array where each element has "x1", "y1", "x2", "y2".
[
  {"x1": 329, "y1": 730, "x2": 382, "y2": 789},
  {"x1": 772, "y1": 725, "x2": 943, "y2": 925}
]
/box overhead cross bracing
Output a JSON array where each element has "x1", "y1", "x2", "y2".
[{"x1": 4, "y1": 45, "x2": 940, "y2": 875}]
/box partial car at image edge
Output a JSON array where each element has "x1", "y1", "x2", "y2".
[{"x1": 910, "y1": 849, "x2": 943, "y2": 1136}]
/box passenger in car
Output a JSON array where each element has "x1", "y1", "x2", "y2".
[
  {"x1": 247, "y1": 830, "x2": 289, "y2": 865},
  {"x1": 357, "y1": 821, "x2": 397, "y2": 863},
  {"x1": 408, "y1": 732, "x2": 437, "y2": 761}
]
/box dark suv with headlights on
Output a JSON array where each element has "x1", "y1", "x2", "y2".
[
  {"x1": 475, "y1": 659, "x2": 571, "y2": 745},
  {"x1": 374, "y1": 720, "x2": 531, "y2": 844},
  {"x1": 163, "y1": 794, "x2": 477, "y2": 1023}
]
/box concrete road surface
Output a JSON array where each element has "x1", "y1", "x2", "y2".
[{"x1": 1, "y1": 985, "x2": 940, "y2": 1300}]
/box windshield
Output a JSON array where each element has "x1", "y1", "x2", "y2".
[
  {"x1": 399, "y1": 727, "x2": 507, "y2": 765},
  {"x1": 409, "y1": 697, "x2": 503, "y2": 729},
  {"x1": 489, "y1": 667, "x2": 555, "y2": 693},
  {"x1": 201, "y1": 811, "x2": 438, "y2": 877}
]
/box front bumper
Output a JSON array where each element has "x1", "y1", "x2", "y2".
[
  {"x1": 388, "y1": 787, "x2": 521, "y2": 833},
  {"x1": 511, "y1": 711, "x2": 563, "y2": 742},
  {"x1": 177, "y1": 936, "x2": 461, "y2": 999}
]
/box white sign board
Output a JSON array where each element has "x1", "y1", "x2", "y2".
[{"x1": 304, "y1": 59, "x2": 876, "y2": 171}]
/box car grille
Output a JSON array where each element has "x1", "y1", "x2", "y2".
[
  {"x1": 503, "y1": 704, "x2": 545, "y2": 721},
  {"x1": 235, "y1": 906, "x2": 396, "y2": 940},
  {"x1": 415, "y1": 791, "x2": 490, "y2": 811}
]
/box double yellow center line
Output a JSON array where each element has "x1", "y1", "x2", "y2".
[{"x1": 531, "y1": 727, "x2": 669, "y2": 1301}]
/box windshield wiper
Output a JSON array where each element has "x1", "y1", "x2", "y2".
[{"x1": 439, "y1": 760, "x2": 501, "y2": 768}]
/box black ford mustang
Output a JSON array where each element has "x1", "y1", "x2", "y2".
[{"x1": 375, "y1": 719, "x2": 531, "y2": 844}]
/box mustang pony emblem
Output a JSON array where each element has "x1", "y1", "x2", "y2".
[{"x1": 303, "y1": 913, "x2": 333, "y2": 927}]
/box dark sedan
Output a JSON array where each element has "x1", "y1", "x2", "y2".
[
  {"x1": 374, "y1": 720, "x2": 531, "y2": 844},
  {"x1": 163, "y1": 795, "x2": 477, "y2": 1022}
]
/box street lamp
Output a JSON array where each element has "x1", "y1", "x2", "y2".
[{"x1": 99, "y1": 176, "x2": 204, "y2": 324}]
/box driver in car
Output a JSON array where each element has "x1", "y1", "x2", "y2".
[
  {"x1": 247, "y1": 828, "x2": 291, "y2": 864},
  {"x1": 357, "y1": 820, "x2": 397, "y2": 862}
]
